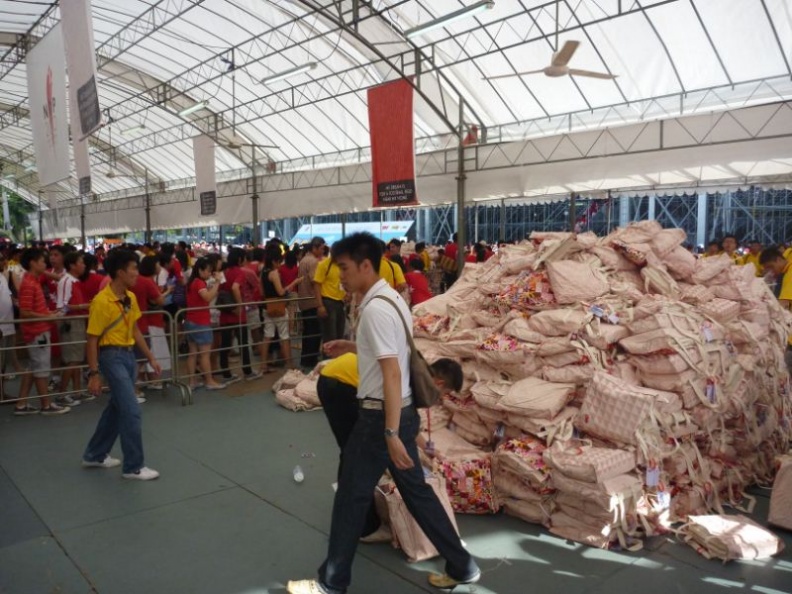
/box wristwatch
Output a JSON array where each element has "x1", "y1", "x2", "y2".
[
  {"x1": 87, "y1": 370, "x2": 100, "y2": 378},
  {"x1": 384, "y1": 428, "x2": 398, "y2": 439}
]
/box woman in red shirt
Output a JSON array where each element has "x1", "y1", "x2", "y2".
[
  {"x1": 404, "y1": 258, "x2": 433, "y2": 308},
  {"x1": 185, "y1": 258, "x2": 224, "y2": 390}
]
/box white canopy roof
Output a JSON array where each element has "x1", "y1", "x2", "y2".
[{"x1": 2, "y1": 0, "x2": 792, "y2": 225}]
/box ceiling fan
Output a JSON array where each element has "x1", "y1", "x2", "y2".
[{"x1": 485, "y1": 40, "x2": 617, "y2": 81}]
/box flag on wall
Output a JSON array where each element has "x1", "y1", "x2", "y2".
[
  {"x1": 25, "y1": 24, "x2": 70, "y2": 191},
  {"x1": 367, "y1": 79, "x2": 418, "y2": 208}
]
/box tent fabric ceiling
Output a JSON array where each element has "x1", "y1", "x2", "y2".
[{"x1": 2, "y1": 0, "x2": 792, "y2": 212}]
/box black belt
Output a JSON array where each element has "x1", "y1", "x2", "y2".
[{"x1": 99, "y1": 345, "x2": 134, "y2": 352}]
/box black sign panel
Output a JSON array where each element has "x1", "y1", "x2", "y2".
[
  {"x1": 376, "y1": 179, "x2": 417, "y2": 206},
  {"x1": 200, "y1": 191, "x2": 217, "y2": 216},
  {"x1": 79, "y1": 176, "x2": 91, "y2": 196},
  {"x1": 77, "y1": 75, "x2": 101, "y2": 135}
]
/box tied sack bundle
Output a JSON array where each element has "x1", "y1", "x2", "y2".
[
  {"x1": 492, "y1": 437, "x2": 555, "y2": 526},
  {"x1": 680, "y1": 514, "x2": 785, "y2": 561},
  {"x1": 768, "y1": 454, "x2": 792, "y2": 531}
]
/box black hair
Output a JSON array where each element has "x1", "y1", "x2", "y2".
[
  {"x1": 760, "y1": 246, "x2": 784, "y2": 266},
  {"x1": 388, "y1": 238, "x2": 402, "y2": 248},
  {"x1": 410, "y1": 258, "x2": 425, "y2": 272},
  {"x1": 264, "y1": 246, "x2": 284, "y2": 270},
  {"x1": 160, "y1": 242, "x2": 175, "y2": 257},
  {"x1": 390, "y1": 254, "x2": 407, "y2": 272},
  {"x1": 205, "y1": 253, "x2": 222, "y2": 271},
  {"x1": 20, "y1": 248, "x2": 45, "y2": 271},
  {"x1": 178, "y1": 241, "x2": 188, "y2": 251},
  {"x1": 310, "y1": 237, "x2": 326, "y2": 250},
  {"x1": 226, "y1": 247, "x2": 246, "y2": 268},
  {"x1": 64, "y1": 251, "x2": 83, "y2": 272},
  {"x1": 475, "y1": 243, "x2": 487, "y2": 263},
  {"x1": 189, "y1": 257, "x2": 213, "y2": 287},
  {"x1": 284, "y1": 248, "x2": 298, "y2": 268},
  {"x1": 49, "y1": 245, "x2": 68, "y2": 256},
  {"x1": 415, "y1": 242, "x2": 426, "y2": 252},
  {"x1": 81, "y1": 253, "x2": 98, "y2": 279},
  {"x1": 452, "y1": 232, "x2": 458, "y2": 243},
  {"x1": 429, "y1": 358, "x2": 463, "y2": 393},
  {"x1": 174, "y1": 250, "x2": 188, "y2": 270},
  {"x1": 330, "y1": 232, "x2": 382, "y2": 272},
  {"x1": 139, "y1": 255, "x2": 160, "y2": 277},
  {"x1": 722, "y1": 234, "x2": 738, "y2": 244},
  {"x1": 105, "y1": 249, "x2": 139, "y2": 280},
  {"x1": 158, "y1": 252, "x2": 172, "y2": 269},
  {"x1": 252, "y1": 247, "x2": 266, "y2": 263},
  {"x1": 707, "y1": 240, "x2": 720, "y2": 247}
]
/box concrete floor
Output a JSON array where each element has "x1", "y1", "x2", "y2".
[{"x1": 1, "y1": 374, "x2": 791, "y2": 594}]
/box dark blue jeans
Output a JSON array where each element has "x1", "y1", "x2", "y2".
[
  {"x1": 83, "y1": 349, "x2": 144, "y2": 474},
  {"x1": 318, "y1": 405, "x2": 478, "y2": 594}
]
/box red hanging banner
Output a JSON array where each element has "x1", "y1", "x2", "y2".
[{"x1": 368, "y1": 79, "x2": 418, "y2": 208}]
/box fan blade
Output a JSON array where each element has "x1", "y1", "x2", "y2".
[
  {"x1": 551, "y1": 40, "x2": 580, "y2": 67},
  {"x1": 568, "y1": 68, "x2": 617, "y2": 80},
  {"x1": 484, "y1": 69, "x2": 545, "y2": 80}
]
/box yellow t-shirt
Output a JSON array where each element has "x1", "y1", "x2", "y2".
[
  {"x1": 379, "y1": 259, "x2": 406, "y2": 289},
  {"x1": 320, "y1": 352, "x2": 359, "y2": 387},
  {"x1": 419, "y1": 251, "x2": 431, "y2": 271},
  {"x1": 778, "y1": 262, "x2": 792, "y2": 346},
  {"x1": 784, "y1": 247, "x2": 792, "y2": 262},
  {"x1": 742, "y1": 253, "x2": 763, "y2": 277},
  {"x1": 314, "y1": 257, "x2": 345, "y2": 302},
  {"x1": 88, "y1": 285, "x2": 142, "y2": 347}
]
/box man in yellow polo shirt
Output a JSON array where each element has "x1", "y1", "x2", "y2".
[
  {"x1": 317, "y1": 352, "x2": 464, "y2": 543},
  {"x1": 742, "y1": 240, "x2": 764, "y2": 276},
  {"x1": 314, "y1": 254, "x2": 346, "y2": 345},
  {"x1": 82, "y1": 249, "x2": 162, "y2": 481},
  {"x1": 760, "y1": 247, "x2": 792, "y2": 375}
]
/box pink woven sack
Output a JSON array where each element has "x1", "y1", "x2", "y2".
[
  {"x1": 768, "y1": 455, "x2": 792, "y2": 531},
  {"x1": 528, "y1": 309, "x2": 589, "y2": 337},
  {"x1": 492, "y1": 466, "x2": 544, "y2": 502},
  {"x1": 382, "y1": 475, "x2": 460, "y2": 563},
  {"x1": 698, "y1": 298, "x2": 742, "y2": 324},
  {"x1": 535, "y1": 336, "x2": 575, "y2": 356},
  {"x1": 551, "y1": 472, "x2": 643, "y2": 513},
  {"x1": 502, "y1": 317, "x2": 544, "y2": 343},
  {"x1": 619, "y1": 328, "x2": 699, "y2": 355},
  {"x1": 427, "y1": 427, "x2": 486, "y2": 461},
  {"x1": 542, "y1": 364, "x2": 595, "y2": 385},
  {"x1": 549, "y1": 510, "x2": 616, "y2": 548},
  {"x1": 470, "y1": 380, "x2": 511, "y2": 410},
  {"x1": 275, "y1": 389, "x2": 315, "y2": 412},
  {"x1": 665, "y1": 246, "x2": 697, "y2": 280},
  {"x1": 692, "y1": 254, "x2": 733, "y2": 284},
  {"x1": 451, "y1": 412, "x2": 492, "y2": 447},
  {"x1": 680, "y1": 283, "x2": 715, "y2": 305},
  {"x1": 650, "y1": 228, "x2": 687, "y2": 257},
  {"x1": 543, "y1": 443, "x2": 636, "y2": 483},
  {"x1": 294, "y1": 378, "x2": 322, "y2": 408},
  {"x1": 496, "y1": 377, "x2": 575, "y2": 420},
  {"x1": 502, "y1": 497, "x2": 551, "y2": 526},
  {"x1": 546, "y1": 260, "x2": 609, "y2": 304},
  {"x1": 576, "y1": 371, "x2": 681, "y2": 445},
  {"x1": 492, "y1": 437, "x2": 553, "y2": 493},
  {"x1": 505, "y1": 407, "x2": 578, "y2": 445},
  {"x1": 681, "y1": 514, "x2": 785, "y2": 561}
]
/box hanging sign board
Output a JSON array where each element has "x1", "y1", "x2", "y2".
[
  {"x1": 193, "y1": 135, "x2": 217, "y2": 216},
  {"x1": 61, "y1": 0, "x2": 102, "y2": 138},
  {"x1": 367, "y1": 79, "x2": 418, "y2": 208},
  {"x1": 26, "y1": 24, "x2": 71, "y2": 190}
]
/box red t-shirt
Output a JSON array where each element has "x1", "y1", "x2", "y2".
[
  {"x1": 186, "y1": 279, "x2": 211, "y2": 325},
  {"x1": 41, "y1": 269, "x2": 61, "y2": 310},
  {"x1": 405, "y1": 271, "x2": 432, "y2": 307},
  {"x1": 19, "y1": 273, "x2": 51, "y2": 343},
  {"x1": 81, "y1": 272, "x2": 104, "y2": 303},
  {"x1": 219, "y1": 267, "x2": 246, "y2": 324},
  {"x1": 445, "y1": 242, "x2": 458, "y2": 261},
  {"x1": 240, "y1": 266, "x2": 261, "y2": 305},
  {"x1": 465, "y1": 253, "x2": 477, "y2": 263},
  {"x1": 131, "y1": 275, "x2": 162, "y2": 334},
  {"x1": 279, "y1": 264, "x2": 298, "y2": 288}
]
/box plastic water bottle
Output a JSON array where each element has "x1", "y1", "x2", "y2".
[{"x1": 293, "y1": 465, "x2": 304, "y2": 483}]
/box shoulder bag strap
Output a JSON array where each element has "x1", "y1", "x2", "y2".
[
  {"x1": 99, "y1": 312, "x2": 126, "y2": 341},
  {"x1": 371, "y1": 295, "x2": 416, "y2": 355}
]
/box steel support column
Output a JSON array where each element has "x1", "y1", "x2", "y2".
[
  {"x1": 696, "y1": 192, "x2": 707, "y2": 246},
  {"x1": 619, "y1": 195, "x2": 630, "y2": 227},
  {"x1": 648, "y1": 194, "x2": 656, "y2": 220},
  {"x1": 80, "y1": 202, "x2": 86, "y2": 248},
  {"x1": 144, "y1": 168, "x2": 151, "y2": 244}
]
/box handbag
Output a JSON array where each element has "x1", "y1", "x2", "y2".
[
  {"x1": 372, "y1": 295, "x2": 440, "y2": 408},
  {"x1": 266, "y1": 298, "x2": 287, "y2": 318}
]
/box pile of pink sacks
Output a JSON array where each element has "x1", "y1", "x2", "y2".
[{"x1": 411, "y1": 221, "x2": 792, "y2": 548}]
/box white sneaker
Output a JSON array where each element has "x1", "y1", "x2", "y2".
[
  {"x1": 82, "y1": 455, "x2": 121, "y2": 469},
  {"x1": 136, "y1": 392, "x2": 147, "y2": 404},
  {"x1": 122, "y1": 467, "x2": 160, "y2": 481},
  {"x1": 40, "y1": 403, "x2": 71, "y2": 416},
  {"x1": 360, "y1": 524, "x2": 393, "y2": 544},
  {"x1": 56, "y1": 395, "x2": 81, "y2": 407}
]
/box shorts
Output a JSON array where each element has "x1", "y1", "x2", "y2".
[
  {"x1": 247, "y1": 306, "x2": 262, "y2": 328},
  {"x1": 60, "y1": 319, "x2": 86, "y2": 363},
  {"x1": 26, "y1": 332, "x2": 51, "y2": 379},
  {"x1": 263, "y1": 312, "x2": 289, "y2": 340},
  {"x1": 185, "y1": 321, "x2": 213, "y2": 346}
]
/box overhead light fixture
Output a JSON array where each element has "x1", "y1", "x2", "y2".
[
  {"x1": 177, "y1": 100, "x2": 209, "y2": 117},
  {"x1": 404, "y1": 1, "x2": 495, "y2": 39},
  {"x1": 260, "y1": 62, "x2": 317, "y2": 85},
  {"x1": 121, "y1": 123, "x2": 146, "y2": 136}
]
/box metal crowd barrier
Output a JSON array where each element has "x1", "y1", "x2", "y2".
[{"x1": 0, "y1": 295, "x2": 326, "y2": 410}]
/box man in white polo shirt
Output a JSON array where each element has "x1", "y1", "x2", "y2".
[{"x1": 287, "y1": 233, "x2": 480, "y2": 594}]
